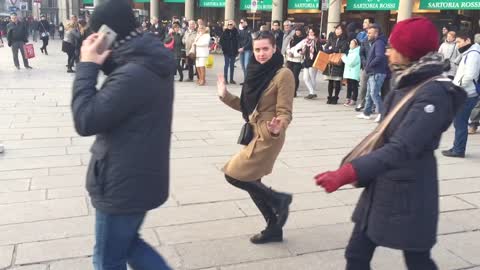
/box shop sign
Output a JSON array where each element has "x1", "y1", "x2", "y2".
[
  {"x1": 83, "y1": 0, "x2": 93, "y2": 4},
  {"x1": 321, "y1": 0, "x2": 328, "y2": 10},
  {"x1": 346, "y1": 0, "x2": 399, "y2": 10},
  {"x1": 288, "y1": 0, "x2": 319, "y2": 10},
  {"x1": 240, "y1": 0, "x2": 272, "y2": 11},
  {"x1": 164, "y1": 0, "x2": 185, "y2": 3},
  {"x1": 419, "y1": 0, "x2": 480, "y2": 10},
  {"x1": 199, "y1": 0, "x2": 225, "y2": 7}
]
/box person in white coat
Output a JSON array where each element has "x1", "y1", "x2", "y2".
[
  {"x1": 342, "y1": 39, "x2": 361, "y2": 106},
  {"x1": 194, "y1": 25, "x2": 211, "y2": 86}
]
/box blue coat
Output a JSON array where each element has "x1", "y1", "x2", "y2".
[
  {"x1": 72, "y1": 33, "x2": 176, "y2": 214},
  {"x1": 342, "y1": 46, "x2": 361, "y2": 81},
  {"x1": 350, "y1": 56, "x2": 466, "y2": 251},
  {"x1": 365, "y1": 35, "x2": 388, "y2": 75}
]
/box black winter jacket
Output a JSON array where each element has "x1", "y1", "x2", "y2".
[
  {"x1": 350, "y1": 53, "x2": 466, "y2": 251},
  {"x1": 220, "y1": 28, "x2": 239, "y2": 57},
  {"x1": 71, "y1": 33, "x2": 176, "y2": 214},
  {"x1": 323, "y1": 34, "x2": 349, "y2": 78},
  {"x1": 7, "y1": 22, "x2": 28, "y2": 44},
  {"x1": 238, "y1": 26, "x2": 253, "y2": 51}
]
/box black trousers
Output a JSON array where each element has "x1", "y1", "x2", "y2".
[
  {"x1": 11, "y1": 41, "x2": 29, "y2": 68},
  {"x1": 41, "y1": 37, "x2": 49, "y2": 51},
  {"x1": 345, "y1": 224, "x2": 438, "y2": 270},
  {"x1": 286, "y1": 61, "x2": 303, "y2": 93},
  {"x1": 175, "y1": 58, "x2": 184, "y2": 80},
  {"x1": 328, "y1": 80, "x2": 342, "y2": 97},
  {"x1": 186, "y1": 57, "x2": 195, "y2": 80},
  {"x1": 347, "y1": 79, "x2": 359, "y2": 101},
  {"x1": 66, "y1": 48, "x2": 75, "y2": 69}
]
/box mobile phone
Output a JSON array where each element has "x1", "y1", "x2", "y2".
[{"x1": 97, "y1": 24, "x2": 117, "y2": 53}]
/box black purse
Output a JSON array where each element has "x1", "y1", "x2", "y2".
[{"x1": 237, "y1": 122, "x2": 254, "y2": 146}]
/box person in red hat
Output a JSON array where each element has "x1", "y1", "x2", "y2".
[{"x1": 314, "y1": 17, "x2": 467, "y2": 269}]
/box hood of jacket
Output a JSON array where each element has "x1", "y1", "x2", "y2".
[
  {"x1": 101, "y1": 32, "x2": 176, "y2": 77},
  {"x1": 393, "y1": 52, "x2": 466, "y2": 111}
]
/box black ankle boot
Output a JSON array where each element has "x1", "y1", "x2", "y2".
[
  {"x1": 250, "y1": 220, "x2": 283, "y2": 244},
  {"x1": 331, "y1": 97, "x2": 339, "y2": 105},
  {"x1": 326, "y1": 97, "x2": 332, "y2": 104},
  {"x1": 273, "y1": 192, "x2": 293, "y2": 227}
]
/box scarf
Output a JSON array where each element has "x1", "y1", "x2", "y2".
[
  {"x1": 290, "y1": 34, "x2": 304, "y2": 48},
  {"x1": 305, "y1": 37, "x2": 317, "y2": 60},
  {"x1": 458, "y1": 43, "x2": 473, "y2": 54},
  {"x1": 391, "y1": 52, "x2": 445, "y2": 89},
  {"x1": 240, "y1": 52, "x2": 285, "y2": 121}
]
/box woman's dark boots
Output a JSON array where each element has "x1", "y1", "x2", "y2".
[
  {"x1": 250, "y1": 194, "x2": 283, "y2": 244},
  {"x1": 327, "y1": 96, "x2": 332, "y2": 104},
  {"x1": 331, "y1": 96, "x2": 339, "y2": 104}
]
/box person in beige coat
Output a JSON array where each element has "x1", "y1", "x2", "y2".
[
  {"x1": 217, "y1": 31, "x2": 295, "y2": 244},
  {"x1": 182, "y1": 20, "x2": 197, "y2": 82}
]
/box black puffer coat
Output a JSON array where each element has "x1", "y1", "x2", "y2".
[
  {"x1": 72, "y1": 33, "x2": 176, "y2": 214},
  {"x1": 350, "y1": 53, "x2": 466, "y2": 251},
  {"x1": 220, "y1": 28, "x2": 239, "y2": 57},
  {"x1": 323, "y1": 34, "x2": 349, "y2": 78}
]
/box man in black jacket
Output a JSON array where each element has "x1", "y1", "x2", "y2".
[
  {"x1": 71, "y1": 1, "x2": 175, "y2": 269},
  {"x1": 238, "y1": 18, "x2": 253, "y2": 84},
  {"x1": 150, "y1": 16, "x2": 167, "y2": 42},
  {"x1": 271, "y1": 20, "x2": 284, "y2": 53},
  {"x1": 7, "y1": 13, "x2": 32, "y2": 70}
]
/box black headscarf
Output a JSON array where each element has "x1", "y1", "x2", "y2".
[{"x1": 240, "y1": 52, "x2": 284, "y2": 121}]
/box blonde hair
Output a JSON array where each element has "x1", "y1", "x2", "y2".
[{"x1": 65, "y1": 21, "x2": 75, "y2": 31}]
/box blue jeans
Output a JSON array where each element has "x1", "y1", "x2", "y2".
[
  {"x1": 452, "y1": 96, "x2": 479, "y2": 154},
  {"x1": 93, "y1": 210, "x2": 171, "y2": 270},
  {"x1": 239, "y1": 50, "x2": 252, "y2": 77},
  {"x1": 364, "y1": 73, "x2": 386, "y2": 116},
  {"x1": 224, "y1": 55, "x2": 236, "y2": 81}
]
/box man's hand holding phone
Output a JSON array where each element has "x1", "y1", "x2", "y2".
[{"x1": 81, "y1": 33, "x2": 112, "y2": 65}]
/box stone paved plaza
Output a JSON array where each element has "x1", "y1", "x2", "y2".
[{"x1": 1, "y1": 40, "x2": 480, "y2": 270}]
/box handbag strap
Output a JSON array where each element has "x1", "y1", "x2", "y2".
[{"x1": 373, "y1": 75, "x2": 444, "y2": 135}]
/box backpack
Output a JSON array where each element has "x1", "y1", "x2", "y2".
[{"x1": 464, "y1": 50, "x2": 480, "y2": 95}]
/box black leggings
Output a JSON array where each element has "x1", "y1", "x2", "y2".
[
  {"x1": 345, "y1": 224, "x2": 438, "y2": 270},
  {"x1": 328, "y1": 80, "x2": 342, "y2": 97},
  {"x1": 41, "y1": 37, "x2": 48, "y2": 51},
  {"x1": 286, "y1": 61, "x2": 303, "y2": 93},
  {"x1": 176, "y1": 58, "x2": 183, "y2": 80},
  {"x1": 347, "y1": 79, "x2": 359, "y2": 101},
  {"x1": 67, "y1": 49, "x2": 75, "y2": 69}
]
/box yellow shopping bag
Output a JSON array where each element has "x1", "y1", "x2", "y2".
[{"x1": 206, "y1": 55, "x2": 214, "y2": 68}]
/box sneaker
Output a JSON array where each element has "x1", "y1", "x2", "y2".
[
  {"x1": 356, "y1": 113, "x2": 371, "y2": 120},
  {"x1": 304, "y1": 94, "x2": 315, "y2": 100},
  {"x1": 230, "y1": 80, "x2": 237, "y2": 84},
  {"x1": 355, "y1": 105, "x2": 364, "y2": 112},
  {"x1": 25, "y1": 66, "x2": 33, "y2": 69},
  {"x1": 350, "y1": 100, "x2": 357, "y2": 106},
  {"x1": 441, "y1": 149, "x2": 465, "y2": 158},
  {"x1": 468, "y1": 126, "x2": 478, "y2": 134},
  {"x1": 343, "y1": 99, "x2": 351, "y2": 106},
  {"x1": 374, "y1": 115, "x2": 381, "y2": 123}
]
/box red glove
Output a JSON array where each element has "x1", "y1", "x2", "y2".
[{"x1": 315, "y1": 163, "x2": 358, "y2": 193}]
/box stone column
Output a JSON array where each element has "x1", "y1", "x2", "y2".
[
  {"x1": 326, "y1": 0, "x2": 341, "y2": 35},
  {"x1": 71, "y1": 0, "x2": 80, "y2": 16},
  {"x1": 150, "y1": 0, "x2": 159, "y2": 19},
  {"x1": 185, "y1": 0, "x2": 194, "y2": 20},
  {"x1": 271, "y1": 0, "x2": 283, "y2": 22},
  {"x1": 397, "y1": 0, "x2": 413, "y2": 22},
  {"x1": 58, "y1": 0, "x2": 68, "y2": 24},
  {"x1": 224, "y1": 0, "x2": 234, "y2": 21}
]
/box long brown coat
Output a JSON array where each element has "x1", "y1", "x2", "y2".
[{"x1": 220, "y1": 67, "x2": 295, "y2": 181}]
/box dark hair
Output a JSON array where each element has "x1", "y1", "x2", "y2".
[
  {"x1": 334, "y1": 24, "x2": 346, "y2": 37},
  {"x1": 366, "y1": 17, "x2": 375, "y2": 24},
  {"x1": 240, "y1": 18, "x2": 247, "y2": 23},
  {"x1": 368, "y1": 23, "x2": 381, "y2": 32},
  {"x1": 272, "y1": 20, "x2": 280, "y2": 26},
  {"x1": 253, "y1": 31, "x2": 276, "y2": 46},
  {"x1": 309, "y1": 28, "x2": 320, "y2": 37},
  {"x1": 457, "y1": 31, "x2": 473, "y2": 41},
  {"x1": 173, "y1": 22, "x2": 180, "y2": 27}
]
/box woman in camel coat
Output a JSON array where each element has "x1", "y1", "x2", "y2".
[{"x1": 217, "y1": 31, "x2": 295, "y2": 245}]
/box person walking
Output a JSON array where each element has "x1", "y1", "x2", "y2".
[
  {"x1": 217, "y1": 31, "x2": 294, "y2": 245},
  {"x1": 238, "y1": 18, "x2": 253, "y2": 84},
  {"x1": 301, "y1": 28, "x2": 322, "y2": 100},
  {"x1": 442, "y1": 32, "x2": 480, "y2": 158},
  {"x1": 356, "y1": 24, "x2": 388, "y2": 122},
  {"x1": 193, "y1": 25, "x2": 210, "y2": 86},
  {"x1": 342, "y1": 39, "x2": 361, "y2": 106},
  {"x1": 71, "y1": 1, "x2": 175, "y2": 269},
  {"x1": 183, "y1": 20, "x2": 197, "y2": 82},
  {"x1": 323, "y1": 24, "x2": 349, "y2": 104},
  {"x1": 62, "y1": 21, "x2": 80, "y2": 73},
  {"x1": 220, "y1": 20, "x2": 239, "y2": 84},
  {"x1": 7, "y1": 13, "x2": 32, "y2": 70},
  {"x1": 315, "y1": 17, "x2": 466, "y2": 270},
  {"x1": 38, "y1": 15, "x2": 50, "y2": 55},
  {"x1": 438, "y1": 31, "x2": 460, "y2": 79},
  {"x1": 58, "y1": 22, "x2": 65, "y2": 40},
  {"x1": 355, "y1": 18, "x2": 374, "y2": 112},
  {"x1": 285, "y1": 26, "x2": 305, "y2": 97}
]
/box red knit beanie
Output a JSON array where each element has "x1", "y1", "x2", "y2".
[{"x1": 389, "y1": 17, "x2": 439, "y2": 61}]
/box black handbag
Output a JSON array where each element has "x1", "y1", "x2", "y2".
[{"x1": 237, "y1": 122, "x2": 254, "y2": 146}]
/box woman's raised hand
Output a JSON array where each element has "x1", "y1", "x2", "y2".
[{"x1": 217, "y1": 74, "x2": 228, "y2": 98}]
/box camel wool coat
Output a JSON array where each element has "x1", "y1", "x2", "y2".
[{"x1": 221, "y1": 67, "x2": 295, "y2": 181}]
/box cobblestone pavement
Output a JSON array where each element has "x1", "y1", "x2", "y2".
[{"x1": 1, "y1": 40, "x2": 479, "y2": 270}]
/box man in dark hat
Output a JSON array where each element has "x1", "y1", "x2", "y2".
[
  {"x1": 7, "y1": 13, "x2": 32, "y2": 70},
  {"x1": 71, "y1": 1, "x2": 175, "y2": 269}
]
